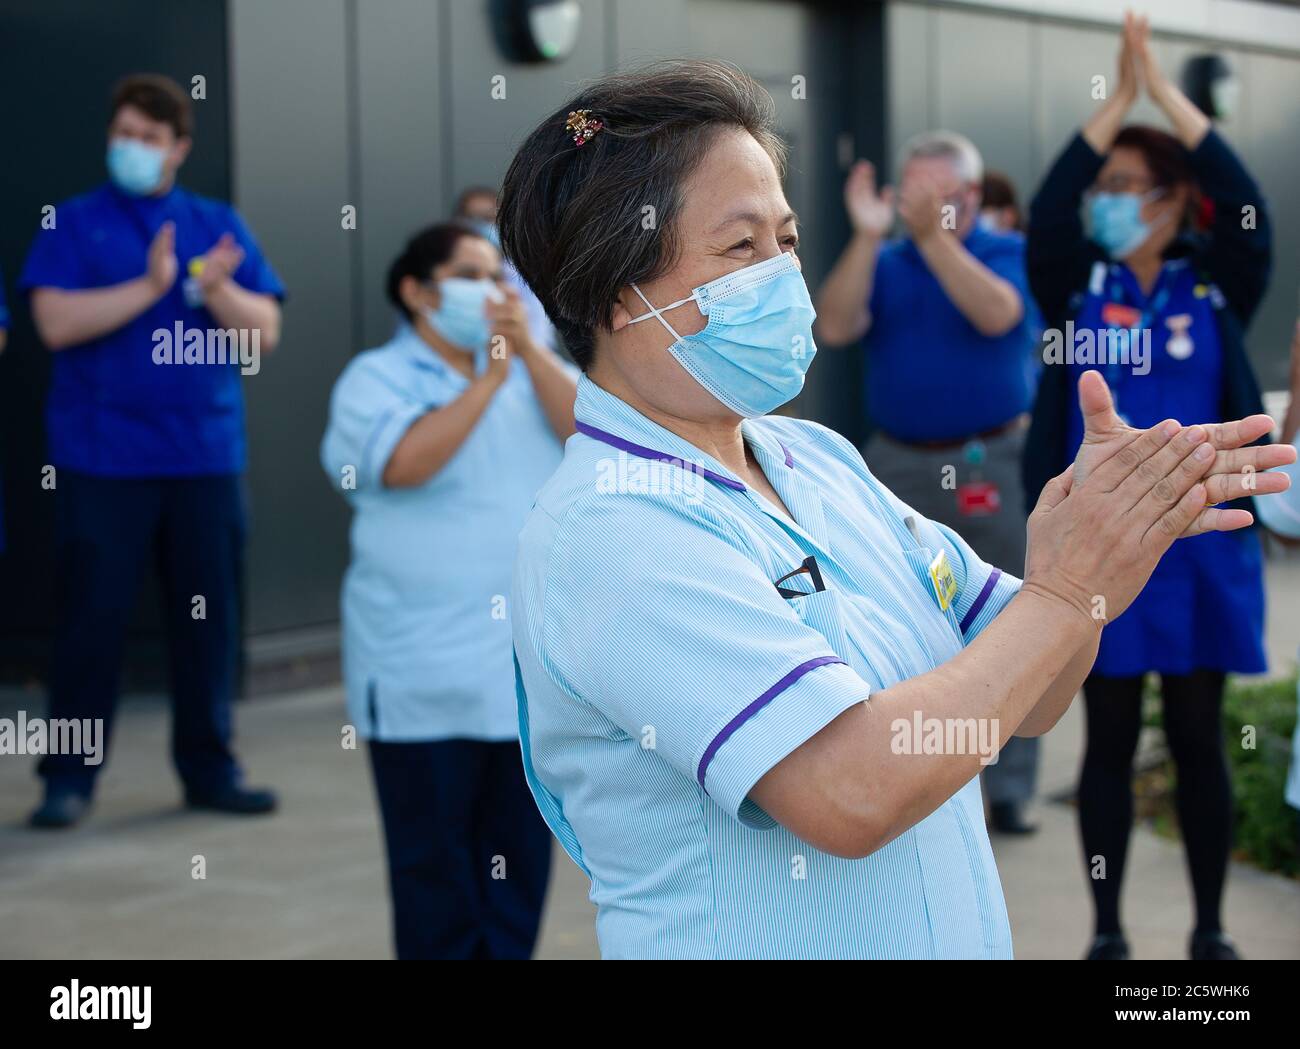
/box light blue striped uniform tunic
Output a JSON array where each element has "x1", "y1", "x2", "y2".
[{"x1": 512, "y1": 376, "x2": 1023, "y2": 958}]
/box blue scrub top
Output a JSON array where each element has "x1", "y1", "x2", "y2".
[
  {"x1": 865, "y1": 226, "x2": 1036, "y2": 442},
  {"x1": 513, "y1": 376, "x2": 1023, "y2": 958},
  {"x1": 1067, "y1": 259, "x2": 1265, "y2": 677},
  {"x1": 321, "y1": 325, "x2": 568, "y2": 742},
  {"x1": 18, "y1": 183, "x2": 285, "y2": 477}
]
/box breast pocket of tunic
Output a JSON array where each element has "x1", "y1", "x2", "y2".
[
  {"x1": 787, "y1": 588, "x2": 853, "y2": 663},
  {"x1": 787, "y1": 587, "x2": 888, "y2": 687},
  {"x1": 900, "y1": 545, "x2": 965, "y2": 659}
]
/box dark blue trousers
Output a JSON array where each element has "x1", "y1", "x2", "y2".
[
  {"x1": 38, "y1": 471, "x2": 245, "y2": 797},
  {"x1": 368, "y1": 738, "x2": 552, "y2": 960}
]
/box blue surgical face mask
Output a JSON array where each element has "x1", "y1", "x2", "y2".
[
  {"x1": 629, "y1": 252, "x2": 818, "y2": 418},
  {"x1": 1088, "y1": 189, "x2": 1167, "y2": 259},
  {"x1": 468, "y1": 219, "x2": 501, "y2": 249},
  {"x1": 422, "y1": 277, "x2": 501, "y2": 360},
  {"x1": 107, "y1": 138, "x2": 167, "y2": 196}
]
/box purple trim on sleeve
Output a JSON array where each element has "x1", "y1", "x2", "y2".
[
  {"x1": 778, "y1": 441, "x2": 794, "y2": 468},
  {"x1": 575, "y1": 419, "x2": 748, "y2": 491},
  {"x1": 696, "y1": 655, "x2": 847, "y2": 793},
  {"x1": 959, "y1": 569, "x2": 1002, "y2": 634}
]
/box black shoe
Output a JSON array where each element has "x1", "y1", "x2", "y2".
[
  {"x1": 185, "y1": 784, "x2": 278, "y2": 815},
  {"x1": 1085, "y1": 933, "x2": 1131, "y2": 960},
  {"x1": 990, "y1": 801, "x2": 1038, "y2": 835},
  {"x1": 1190, "y1": 931, "x2": 1239, "y2": 960},
  {"x1": 29, "y1": 790, "x2": 91, "y2": 829}
]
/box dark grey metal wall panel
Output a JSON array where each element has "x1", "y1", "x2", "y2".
[
  {"x1": 355, "y1": 0, "x2": 444, "y2": 349},
  {"x1": 443, "y1": 0, "x2": 609, "y2": 206},
  {"x1": 932, "y1": 9, "x2": 1034, "y2": 193},
  {"x1": 885, "y1": 0, "x2": 931, "y2": 175},
  {"x1": 228, "y1": 0, "x2": 355, "y2": 634},
  {"x1": 1235, "y1": 49, "x2": 1300, "y2": 389},
  {"x1": 612, "y1": 0, "x2": 690, "y2": 65}
]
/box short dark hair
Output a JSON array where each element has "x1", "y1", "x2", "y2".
[
  {"x1": 980, "y1": 170, "x2": 1019, "y2": 211},
  {"x1": 385, "y1": 222, "x2": 485, "y2": 321},
  {"x1": 497, "y1": 60, "x2": 786, "y2": 370},
  {"x1": 1113, "y1": 124, "x2": 1202, "y2": 229},
  {"x1": 110, "y1": 74, "x2": 192, "y2": 139}
]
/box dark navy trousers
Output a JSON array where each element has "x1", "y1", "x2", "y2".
[
  {"x1": 368, "y1": 738, "x2": 552, "y2": 960},
  {"x1": 39, "y1": 471, "x2": 245, "y2": 797}
]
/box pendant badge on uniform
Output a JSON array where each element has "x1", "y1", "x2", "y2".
[
  {"x1": 928, "y1": 549, "x2": 958, "y2": 612},
  {"x1": 956, "y1": 438, "x2": 1000, "y2": 517},
  {"x1": 1165, "y1": 313, "x2": 1194, "y2": 360},
  {"x1": 183, "y1": 258, "x2": 206, "y2": 309}
]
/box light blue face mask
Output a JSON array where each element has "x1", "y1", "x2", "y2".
[
  {"x1": 107, "y1": 138, "x2": 167, "y2": 196},
  {"x1": 422, "y1": 277, "x2": 501, "y2": 363},
  {"x1": 467, "y1": 219, "x2": 501, "y2": 249},
  {"x1": 629, "y1": 252, "x2": 818, "y2": 418},
  {"x1": 1088, "y1": 189, "x2": 1168, "y2": 259}
]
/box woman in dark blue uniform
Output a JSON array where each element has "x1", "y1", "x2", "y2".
[{"x1": 1023, "y1": 15, "x2": 1272, "y2": 961}]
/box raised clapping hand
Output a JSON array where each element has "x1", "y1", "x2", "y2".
[
  {"x1": 1022, "y1": 371, "x2": 1296, "y2": 626},
  {"x1": 195, "y1": 233, "x2": 247, "y2": 294},
  {"x1": 843, "y1": 160, "x2": 895, "y2": 239}
]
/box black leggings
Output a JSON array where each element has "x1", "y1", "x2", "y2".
[{"x1": 1078, "y1": 670, "x2": 1232, "y2": 937}]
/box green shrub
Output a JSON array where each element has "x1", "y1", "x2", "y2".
[{"x1": 1220, "y1": 673, "x2": 1299, "y2": 877}]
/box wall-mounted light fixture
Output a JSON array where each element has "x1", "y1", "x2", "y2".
[{"x1": 496, "y1": 0, "x2": 582, "y2": 63}]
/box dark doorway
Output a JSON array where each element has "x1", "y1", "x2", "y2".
[{"x1": 0, "y1": 0, "x2": 231, "y2": 683}]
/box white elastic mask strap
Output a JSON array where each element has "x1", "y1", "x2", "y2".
[{"x1": 628, "y1": 283, "x2": 690, "y2": 342}]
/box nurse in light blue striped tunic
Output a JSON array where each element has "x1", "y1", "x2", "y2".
[
  {"x1": 496, "y1": 61, "x2": 1294, "y2": 959},
  {"x1": 514, "y1": 378, "x2": 1021, "y2": 958}
]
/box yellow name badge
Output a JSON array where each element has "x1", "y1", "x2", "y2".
[{"x1": 928, "y1": 549, "x2": 958, "y2": 612}]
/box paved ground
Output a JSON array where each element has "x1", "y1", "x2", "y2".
[{"x1": 1, "y1": 553, "x2": 1297, "y2": 960}]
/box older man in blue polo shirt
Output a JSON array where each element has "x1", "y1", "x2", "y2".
[
  {"x1": 815, "y1": 131, "x2": 1041, "y2": 834},
  {"x1": 19, "y1": 74, "x2": 285, "y2": 828}
]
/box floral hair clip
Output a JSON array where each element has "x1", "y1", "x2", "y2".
[{"x1": 565, "y1": 109, "x2": 604, "y2": 147}]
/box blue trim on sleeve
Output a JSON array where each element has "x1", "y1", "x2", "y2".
[{"x1": 696, "y1": 655, "x2": 846, "y2": 792}]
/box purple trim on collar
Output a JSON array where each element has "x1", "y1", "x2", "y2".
[
  {"x1": 959, "y1": 569, "x2": 1002, "y2": 634},
  {"x1": 696, "y1": 656, "x2": 846, "y2": 793},
  {"x1": 778, "y1": 441, "x2": 794, "y2": 468},
  {"x1": 575, "y1": 420, "x2": 748, "y2": 492}
]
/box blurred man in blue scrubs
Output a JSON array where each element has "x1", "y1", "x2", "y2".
[
  {"x1": 19, "y1": 74, "x2": 285, "y2": 828},
  {"x1": 815, "y1": 132, "x2": 1042, "y2": 834},
  {"x1": 321, "y1": 222, "x2": 576, "y2": 959}
]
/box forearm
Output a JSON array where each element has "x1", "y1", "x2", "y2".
[
  {"x1": 914, "y1": 232, "x2": 1023, "y2": 337},
  {"x1": 203, "y1": 281, "x2": 281, "y2": 351},
  {"x1": 756, "y1": 589, "x2": 1096, "y2": 858},
  {"x1": 381, "y1": 375, "x2": 501, "y2": 488},
  {"x1": 813, "y1": 231, "x2": 881, "y2": 345},
  {"x1": 1153, "y1": 81, "x2": 1210, "y2": 151},
  {"x1": 31, "y1": 281, "x2": 162, "y2": 350},
  {"x1": 519, "y1": 346, "x2": 578, "y2": 440},
  {"x1": 1081, "y1": 92, "x2": 1133, "y2": 155},
  {"x1": 1016, "y1": 627, "x2": 1099, "y2": 736}
]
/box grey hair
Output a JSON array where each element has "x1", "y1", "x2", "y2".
[{"x1": 897, "y1": 130, "x2": 983, "y2": 184}]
